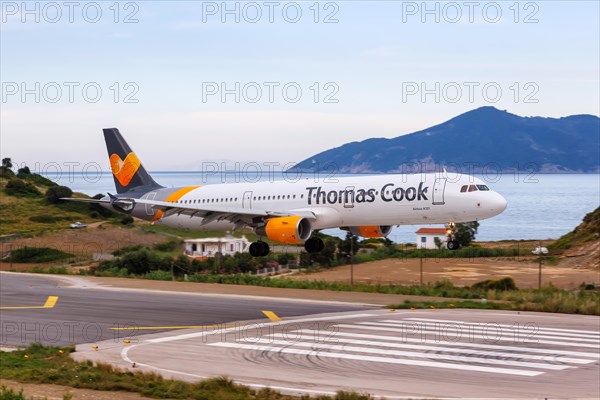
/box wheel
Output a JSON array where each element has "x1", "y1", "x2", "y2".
[
  {"x1": 447, "y1": 240, "x2": 459, "y2": 250},
  {"x1": 249, "y1": 241, "x2": 270, "y2": 257},
  {"x1": 304, "y1": 237, "x2": 324, "y2": 253},
  {"x1": 249, "y1": 242, "x2": 261, "y2": 257},
  {"x1": 258, "y1": 241, "x2": 270, "y2": 256}
]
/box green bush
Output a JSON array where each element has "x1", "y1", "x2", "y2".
[
  {"x1": 0, "y1": 386, "x2": 26, "y2": 400},
  {"x1": 472, "y1": 277, "x2": 517, "y2": 291},
  {"x1": 121, "y1": 216, "x2": 134, "y2": 225},
  {"x1": 100, "y1": 248, "x2": 164, "y2": 275},
  {"x1": 112, "y1": 245, "x2": 145, "y2": 256},
  {"x1": 7, "y1": 247, "x2": 73, "y2": 263},
  {"x1": 45, "y1": 186, "x2": 72, "y2": 204},
  {"x1": 153, "y1": 240, "x2": 181, "y2": 252},
  {"x1": 29, "y1": 215, "x2": 73, "y2": 223},
  {"x1": 5, "y1": 178, "x2": 41, "y2": 197}
]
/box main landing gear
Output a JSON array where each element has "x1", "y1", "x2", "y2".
[
  {"x1": 304, "y1": 237, "x2": 324, "y2": 253},
  {"x1": 249, "y1": 241, "x2": 270, "y2": 257},
  {"x1": 446, "y1": 222, "x2": 460, "y2": 250}
]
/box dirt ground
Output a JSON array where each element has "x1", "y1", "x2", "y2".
[
  {"x1": 288, "y1": 256, "x2": 600, "y2": 289},
  {"x1": 0, "y1": 225, "x2": 169, "y2": 271},
  {"x1": 0, "y1": 379, "x2": 168, "y2": 400}
]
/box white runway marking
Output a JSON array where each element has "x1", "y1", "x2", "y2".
[
  {"x1": 209, "y1": 342, "x2": 545, "y2": 376},
  {"x1": 207, "y1": 316, "x2": 599, "y2": 377},
  {"x1": 358, "y1": 321, "x2": 600, "y2": 343},
  {"x1": 272, "y1": 332, "x2": 596, "y2": 364},
  {"x1": 401, "y1": 318, "x2": 600, "y2": 337},
  {"x1": 238, "y1": 338, "x2": 570, "y2": 370},
  {"x1": 298, "y1": 330, "x2": 600, "y2": 359},
  {"x1": 338, "y1": 323, "x2": 600, "y2": 348}
]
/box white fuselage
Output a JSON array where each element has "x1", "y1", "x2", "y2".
[{"x1": 146, "y1": 173, "x2": 507, "y2": 232}]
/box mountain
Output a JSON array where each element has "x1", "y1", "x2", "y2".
[{"x1": 293, "y1": 107, "x2": 600, "y2": 173}]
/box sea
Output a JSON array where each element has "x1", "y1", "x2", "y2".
[{"x1": 42, "y1": 171, "x2": 600, "y2": 243}]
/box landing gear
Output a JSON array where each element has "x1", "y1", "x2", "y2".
[
  {"x1": 446, "y1": 240, "x2": 459, "y2": 250},
  {"x1": 304, "y1": 237, "x2": 324, "y2": 253},
  {"x1": 445, "y1": 222, "x2": 459, "y2": 250},
  {"x1": 249, "y1": 241, "x2": 270, "y2": 257}
]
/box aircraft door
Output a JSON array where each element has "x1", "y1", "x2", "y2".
[
  {"x1": 343, "y1": 186, "x2": 355, "y2": 208},
  {"x1": 144, "y1": 192, "x2": 157, "y2": 217},
  {"x1": 432, "y1": 178, "x2": 447, "y2": 205},
  {"x1": 242, "y1": 191, "x2": 253, "y2": 208}
]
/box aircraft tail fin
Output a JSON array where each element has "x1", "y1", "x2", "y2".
[{"x1": 103, "y1": 128, "x2": 163, "y2": 194}]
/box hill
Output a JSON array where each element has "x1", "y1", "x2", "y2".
[
  {"x1": 294, "y1": 107, "x2": 600, "y2": 173},
  {"x1": 0, "y1": 168, "x2": 118, "y2": 236},
  {"x1": 551, "y1": 207, "x2": 600, "y2": 270}
]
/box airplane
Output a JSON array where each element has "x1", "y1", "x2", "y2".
[{"x1": 64, "y1": 128, "x2": 508, "y2": 256}]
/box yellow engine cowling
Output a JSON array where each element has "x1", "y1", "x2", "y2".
[
  {"x1": 348, "y1": 225, "x2": 392, "y2": 238},
  {"x1": 259, "y1": 216, "x2": 312, "y2": 244}
]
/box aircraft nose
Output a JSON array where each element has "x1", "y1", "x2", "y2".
[{"x1": 491, "y1": 192, "x2": 508, "y2": 214}]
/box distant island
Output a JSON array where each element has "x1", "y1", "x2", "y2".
[{"x1": 293, "y1": 107, "x2": 600, "y2": 174}]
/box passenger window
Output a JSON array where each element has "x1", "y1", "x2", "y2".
[
  {"x1": 460, "y1": 185, "x2": 468, "y2": 193},
  {"x1": 468, "y1": 185, "x2": 477, "y2": 192}
]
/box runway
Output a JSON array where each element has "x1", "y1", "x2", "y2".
[
  {"x1": 0, "y1": 272, "x2": 368, "y2": 346},
  {"x1": 2, "y1": 272, "x2": 599, "y2": 398}
]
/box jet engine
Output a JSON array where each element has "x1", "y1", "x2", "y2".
[
  {"x1": 346, "y1": 225, "x2": 392, "y2": 238},
  {"x1": 257, "y1": 216, "x2": 312, "y2": 244}
]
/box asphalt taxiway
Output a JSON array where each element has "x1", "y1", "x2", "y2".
[{"x1": 0, "y1": 272, "x2": 368, "y2": 346}]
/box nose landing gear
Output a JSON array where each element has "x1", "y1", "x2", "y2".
[{"x1": 445, "y1": 223, "x2": 460, "y2": 250}]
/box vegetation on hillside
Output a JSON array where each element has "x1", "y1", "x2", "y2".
[
  {"x1": 0, "y1": 158, "x2": 119, "y2": 235},
  {"x1": 550, "y1": 206, "x2": 600, "y2": 251}
]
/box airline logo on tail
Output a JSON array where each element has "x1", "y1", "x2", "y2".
[{"x1": 109, "y1": 152, "x2": 141, "y2": 187}]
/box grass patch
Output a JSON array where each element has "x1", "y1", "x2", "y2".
[
  {"x1": 6, "y1": 247, "x2": 73, "y2": 263},
  {"x1": 389, "y1": 299, "x2": 510, "y2": 310},
  {"x1": 0, "y1": 344, "x2": 375, "y2": 400}
]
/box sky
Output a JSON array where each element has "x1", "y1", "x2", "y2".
[{"x1": 1, "y1": 0, "x2": 599, "y2": 171}]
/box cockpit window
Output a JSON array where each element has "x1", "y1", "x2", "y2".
[
  {"x1": 468, "y1": 185, "x2": 477, "y2": 192},
  {"x1": 460, "y1": 185, "x2": 468, "y2": 193},
  {"x1": 477, "y1": 185, "x2": 490, "y2": 191}
]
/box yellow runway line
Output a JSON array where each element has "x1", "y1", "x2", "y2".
[
  {"x1": 262, "y1": 310, "x2": 282, "y2": 322},
  {"x1": 110, "y1": 324, "x2": 238, "y2": 331},
  {"x1": 0, "y1": 296, "x2": 59, "y2": 310}
]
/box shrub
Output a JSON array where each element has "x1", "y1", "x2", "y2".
[
  {"x1": 472, "y1": 277, "x2": 517, "y2": 291},
  {"x1": 112, "y1": 245, "x2": 145, "y2": 256},
  {"x1": 121, "y1": 216, "x2": 134, "y2": 225},
  {"x1": 100, "y1": 248, "x2": 164, "y2": 275},
  {"x1": 7, "y1": 247, "x2": 73, "y2": 263},
  {"x1": 45, "y1": 186, "x2": 72, "y2": 203},
  {"x1": 153, "y1": 240, "x2": 181, "y2": 252},
  {"x1": 29, "y1": 215, "x2": 72, "y2": 223},
  {"x1": 5, "y1": 178, "x2": 41, "y2": 197}
]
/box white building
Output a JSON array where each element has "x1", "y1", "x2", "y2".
[
  {"x1": 415, "y1": 228, "x2": 448, "y2": 249},
  {"x1": 184, "y1": 234, "x2": 250, "y2": 259}
]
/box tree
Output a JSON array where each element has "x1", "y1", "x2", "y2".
[
  {"x1": 2, "y1": 158, "x2": 13, "y2": 170},
  {"x1": 17, "y1": 166, "x2": 31, "y2": 175},
  {"x1": 45, "y1": 186, "x2": 72, "y2": 203},
  {"x1": 454, "y1": 221, "x2": 480, "y2": 247},
  {"x1": 434, "y1": 237, "x2": 443, "y2": 250},
  {"x1": 310, "y1": 237, "x2": 338, "y2": 267},
  {"x1": 338, "y1": 232, "x2": 359, "y2": 256}
]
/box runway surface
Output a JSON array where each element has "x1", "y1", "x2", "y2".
[
  {"x1": 0, "y1": 272, "x2": 368, "y2": 346},
  {"x1": 79, "y1": 309, "x2": 600, "y2": 398},
  {"x1": 2, "y1": 272, "x2": 599, "y2": 398}
]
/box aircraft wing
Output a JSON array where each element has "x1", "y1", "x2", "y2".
[{"x1": 62, "y1": 196, "x2": 316, "y2": 227}]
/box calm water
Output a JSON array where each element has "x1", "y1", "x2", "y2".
[{"x1": 43, "y1": 171, "x2": 600, "y2": 243}]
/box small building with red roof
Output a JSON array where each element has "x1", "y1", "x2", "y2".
[{"x1": 415, "y1": 227, "x2": 448, "y2": 249}]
